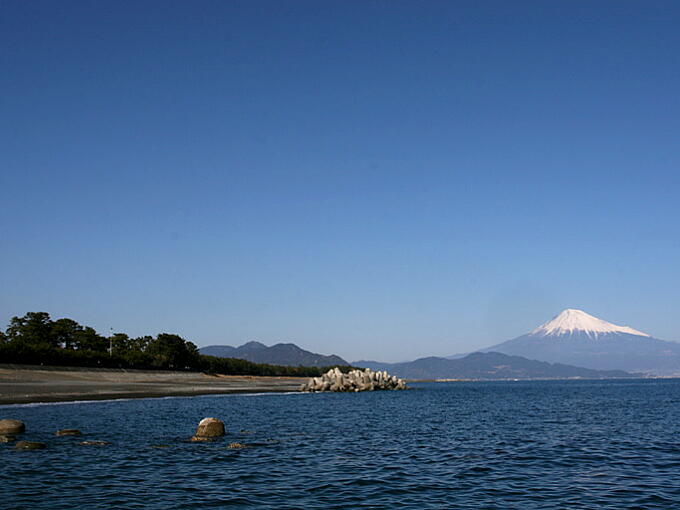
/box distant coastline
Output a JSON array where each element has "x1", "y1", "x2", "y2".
[{"x1": 2, "y1": 364, "x2": 658, "y2": 406}]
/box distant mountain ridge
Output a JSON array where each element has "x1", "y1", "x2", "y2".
[
  {"x1": 354, "y1": 351, "x2": 636, "y2": 380},
  {"x1": 200, "y1": 341, "x2": 348, "y2": 367},
  {"x1": 481, "y1": 309, "x2": 680, "y2": 375}
]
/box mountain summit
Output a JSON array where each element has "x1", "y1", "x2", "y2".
[
  {"x1": 530, "y1": 309, "x2": 650, "y2": 338},
  {"x1": 199, "y1": 342, "x2": 348, "y2": 367},
  {"x1": 482, "y1": 309, "x2": 680, "y2": 374}
]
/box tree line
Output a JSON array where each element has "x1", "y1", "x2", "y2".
[{"x1": 0, "y1": 312, "x2": 352, "y2": 376}]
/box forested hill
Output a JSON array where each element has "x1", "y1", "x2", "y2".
[
  {"x1": 0, "y1": 312, "x2": 352, "y2": 377},
  {"x1": 200, "y1": 341, "x2": 348, "y2": 367}
]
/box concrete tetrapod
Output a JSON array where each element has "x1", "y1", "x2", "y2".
[{"x1": 301, "y1": 368, "x2": 407, "y2": 392}]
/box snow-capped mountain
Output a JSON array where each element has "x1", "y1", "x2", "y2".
[
  {"x1": 530, "y1": 309, "x2": 649, "y2": 338},
  {"x1": 482, "y1": 309, "x2": 680, "y2": 375}
]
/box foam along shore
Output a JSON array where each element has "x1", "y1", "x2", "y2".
[
  {"x1": 0, "y1": 365, "x2": 306, "y2": 405},
  {"x1": 301, "y1": 367, "x2": 407, "y2": 392}
]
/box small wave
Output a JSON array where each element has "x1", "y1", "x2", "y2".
[
  {"x1": 0, "y1": 391, "x2": 306, "y2": 408},
  {"x1": 0, "y1": 397, "x2": 139, "y2": 408}
]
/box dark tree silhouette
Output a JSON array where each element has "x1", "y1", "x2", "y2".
[{"x1": 0, "y1": 312, "x2": 353, "y2": 376}]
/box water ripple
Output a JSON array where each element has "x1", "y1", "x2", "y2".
[{"x1": 4, "y1": 379, "x2": 680, "y2": 508}]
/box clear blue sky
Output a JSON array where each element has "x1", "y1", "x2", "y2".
[{"x1": 2, "y1": 1, "x2": 679, "y2": 362}]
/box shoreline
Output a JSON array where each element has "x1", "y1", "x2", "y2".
[{"x1": 0, "y1": 365, "x2": 306, "y2": 405}]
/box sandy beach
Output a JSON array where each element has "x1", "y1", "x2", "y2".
[{"x1": 0, "y1": 364, "x2": 305, "y2": 405}]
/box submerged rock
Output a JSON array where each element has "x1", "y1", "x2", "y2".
[
  {"x1": 14, "y1": 441, "x2": 46, "y2": 450},
  {"x1": 79, "y1": 440, "x2": 110, "y2": 446},
  {"x1": 0, "y1": 419, "x2": 25, "y2": 435},
  {"x1": 194, "y1": 417, "x2": 225, "y2": 438},
  {"x1": 189, "y1": 436, "x2": 214, "y2": 442},
  {"x1": 0, "y1": 435, "x2": 16, "y2": 443},
  {"x1": 56, "y1": 429, "x2": 81, "y2": 436},
  {"x1": 301, "y1": 368, "x2": 407, "y2": 393},
  {"x1": 227, "y1": 442, "x2": 247, "y2": 449}
]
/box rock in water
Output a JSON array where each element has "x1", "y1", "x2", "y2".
[
  {"x1": 0, "y1": 435, "x2": 16, "y2": 443},
  {"x1": 14, "y1": 441, "x2": 46, "y2": 450},
  {"x1": 189, "y1": 436, "x2": 214, "y2": 442},
  {"x1": 0, "y1": 419, "x2": 25, "y2": 435},
  {"x1": 194, "y1": 417, "x2": 225, "y2": 438},
  {"x1": 301, "y1": 368, "x2": 408, "y2": 393},
  {"x1": 79, "y1": 440, "x2": 110, "y2": 446},
  {"x1": 56, "y1": 429, "x2": 82, "y2": 436}
]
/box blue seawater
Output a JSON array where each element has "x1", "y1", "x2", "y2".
[{"x1": 3, "y1": 379, "x2": 680, "y2": 509}]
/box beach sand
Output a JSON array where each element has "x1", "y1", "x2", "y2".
[{"x1": 0, "y1": 364, "x2": 305, "y2": 405}]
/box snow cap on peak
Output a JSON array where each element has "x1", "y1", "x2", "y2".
[{"x1": 531, "y1": 309, "x2": 650, "y2": 338}]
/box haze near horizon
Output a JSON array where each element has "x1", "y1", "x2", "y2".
[{"x1": 2, "y1": 1, "x2": 679, "y2": 362}]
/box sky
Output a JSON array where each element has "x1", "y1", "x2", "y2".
[{"x1": 1, "y1": 1, "x2": 679, "y2": 362}]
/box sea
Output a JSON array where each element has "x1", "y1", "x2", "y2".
[{"x1": 3, "y1": 379, "x2": 680, "y2": 509}]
